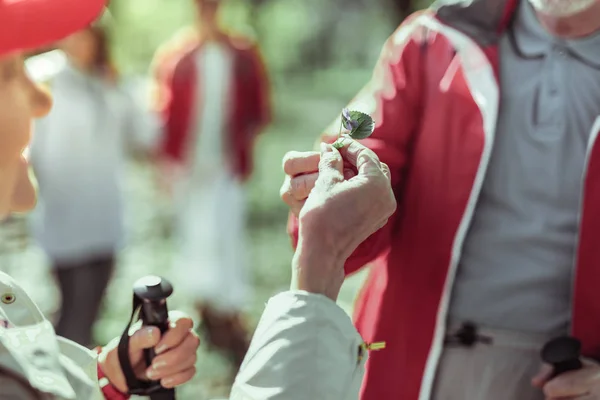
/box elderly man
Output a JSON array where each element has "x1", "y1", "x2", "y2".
[
  {"x1": 0, "y1": 2, "x2": 395, "y2": 399},
  {"x1": 282, "y1": 0, "x2": 600, "y2": 399}
]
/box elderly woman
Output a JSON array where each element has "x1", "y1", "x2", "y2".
[{"x1": 0, "y1": 0, "x2": 198, "y2": 398}]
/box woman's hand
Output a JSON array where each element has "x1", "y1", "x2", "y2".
[{"x1": 98, "y1": 311, "x2": 200, "y2": 392}]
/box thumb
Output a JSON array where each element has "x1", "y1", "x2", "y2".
[
  {"x1": 531, "y1": 363, "x2": 554, "y2": 388},
  {"x1": 128, "y1": 326, "x2": 161, "y2": 364},
  {"x1": 317, "y1": 142, "x2": 344, "y2": 185}
]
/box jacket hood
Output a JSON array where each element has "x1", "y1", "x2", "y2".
[{"x1": 434, "y1": 0, "x2": 519, "y2": 46}]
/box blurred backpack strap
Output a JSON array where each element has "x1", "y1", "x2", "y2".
[{"x1": 0, "y1": 365, "x2": 45, "y2": 399}]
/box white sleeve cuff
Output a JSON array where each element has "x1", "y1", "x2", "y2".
[{"x1": 230, "y1": 291, "x2": 366, "y2": 400}]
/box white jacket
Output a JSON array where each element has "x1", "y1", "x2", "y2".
[
  {"x1": 0, "y1": 271, "x2": 366, "y2": 399},
  {"x1": 0, "y1": 271, "x2": 102, "y2": 399},
  {"x1": 229, "y1": 291, "x2": 367, "y2": 400}
]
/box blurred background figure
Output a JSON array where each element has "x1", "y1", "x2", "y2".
[
  {"x1": 27, "y1": 14, "x2": 160, "y2": 348},
  {"x1": 152, "y1": 0, "x2": 271, "y2": 373}
]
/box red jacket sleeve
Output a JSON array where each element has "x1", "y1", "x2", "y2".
[
  {"x1": 248, "y1": 45, "x2": 272, "y2": 133},
  {"x1": 288, "y1": 17, "x2": 425, "y2": 275},
  {"x1": 160, "y1": 53, "x2": 195, "y2": 163},
  {"x1": 149, "y1": 28, "x2": 199, "y2": 117}
]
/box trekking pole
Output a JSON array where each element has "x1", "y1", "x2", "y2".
[
  {"x1": 117, "y1": 276, "x2": 176, "y2": 399},
  {"x1": 541, "y1": 336, "x2": 583, "y2": 378}
]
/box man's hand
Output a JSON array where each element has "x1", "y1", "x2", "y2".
[
  {"x1": 291, "y1": 139, "x2": 396, "y2": 301},
  {"x1": 532, "y1": 359, "x2": 600, "y2": 399},
  {"x1": 280, "y1": 149, "x2": 359, "y2": 217},
  {"x1": 280, "y1": 150, "x2": 319, "y2": 217},
  {"x1": 98, "y1": 311, "x2": 200, "y2": 393}
]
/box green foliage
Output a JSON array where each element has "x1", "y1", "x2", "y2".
[{"x1": 107, "y1": 0, "x2": 399, "y2": 75}]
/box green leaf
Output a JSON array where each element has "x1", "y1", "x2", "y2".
[{"x1": 346, "y1": 110, "x2": 374, "y2": 139}]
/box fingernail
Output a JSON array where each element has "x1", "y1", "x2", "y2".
[
  {"x1": 146, "y1": 361, "x2": 167, "y2": 379},
  {"x1": 162, "y1": 377, "x2": 174, "y2": 388},
  {"x1": 155, "y1": 344, "x2": 167, "y2": 354},
  {"x1": 145, "y1": 327, "x2": 155, "y2": 339}
]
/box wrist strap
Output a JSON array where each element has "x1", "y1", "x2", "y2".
[{"x1": 116, "y1": 294, "x2": 164, "y2": 396}]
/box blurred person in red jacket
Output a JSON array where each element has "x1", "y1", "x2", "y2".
[
  {"x1": 281, "y1": 0, "x2": 600, "y2": 399},
  {"x1": 152, "y1": 0, "x2": 271, "y2": 371}
]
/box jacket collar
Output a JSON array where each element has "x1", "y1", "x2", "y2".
[
  {"x1": 434, "y1": 0, "x2": 600, "y2": 67},
  {"x1": 434, "y1": 0, "x2": 518, "y2": 46}
]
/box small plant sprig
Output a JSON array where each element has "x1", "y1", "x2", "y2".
[{"x1": 332, "y1": 108, "x2": 375, "y2": 149}]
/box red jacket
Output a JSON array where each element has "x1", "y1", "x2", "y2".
[
  {"x1": 288, "y1": 1, "x2": 600, "y2": 399},
  {"x1": 156, "y1": 32, "x2": 271, "y2": 181}
]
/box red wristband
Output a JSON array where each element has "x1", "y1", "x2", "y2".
[{"x1": 96, "y1": 347, "x2": 130, "y2": 400}]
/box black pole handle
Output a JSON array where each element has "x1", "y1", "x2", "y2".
[
  {"x1": 134, "y1": 276, "x2": 175, "y2": 400},
  {"x1": 140, "y1": 301, "x2": 170, "y2": 365},
  {"x1": 541, "y1": 336, "x2": 583, "y2": 378}
]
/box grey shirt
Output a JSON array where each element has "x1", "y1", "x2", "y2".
[{"x1": 448, "y1": 0, "x2": 600, "y2": 335}]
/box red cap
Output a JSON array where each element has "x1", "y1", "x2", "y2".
[{"x1": 0, "y1": 0, "x2": 107, "y2": 56}]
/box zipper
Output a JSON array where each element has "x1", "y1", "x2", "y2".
[
  {"x1": 339, "y1": 341, "x2": 387, "y2": 400},
  {"x1": 568, "y1": 116, "x2": 600, "y2": 335},
  {"x1": 357, "y1": 341, "x2": 387, "y2": 363},
  {"x1": 358, "y1": 341, "x2": 386, "y2": 362}
]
